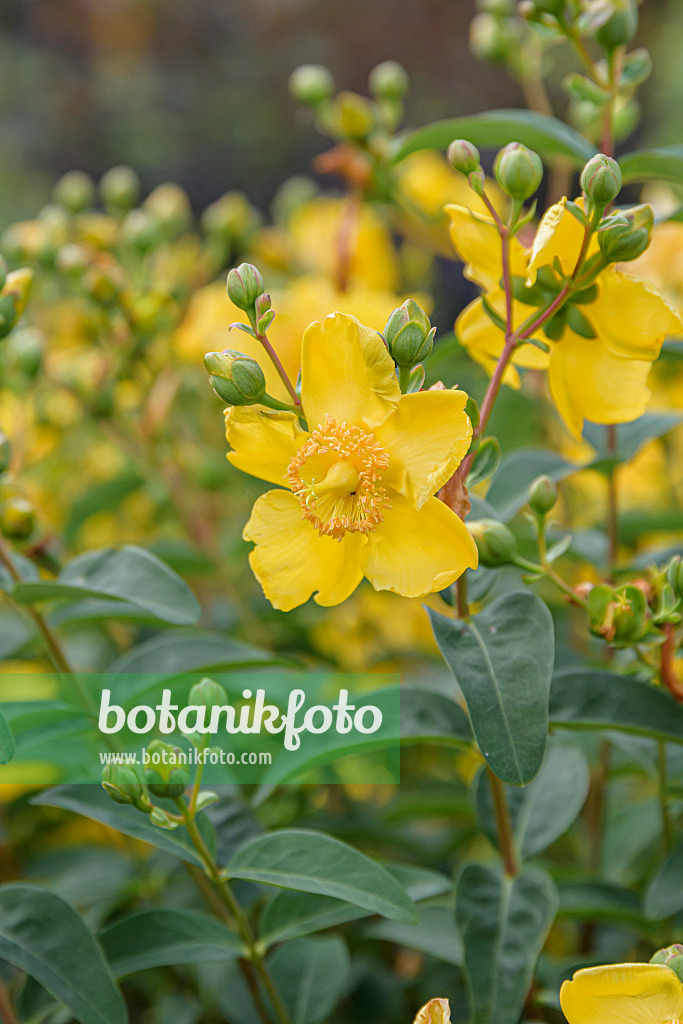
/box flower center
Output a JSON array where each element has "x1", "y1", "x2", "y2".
[{"x1": 287, "y1": 416, "x2": 390, "y2": 539}]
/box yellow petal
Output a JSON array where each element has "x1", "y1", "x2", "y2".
[
  {"x1": 244, "y1": 489, "x2": 366, "y2": 611},
  {"x1": 413, "y1": 999, "x2": 451, "y2": 1024},
  {"x1": 560, "y1": 963, "x2": 683, "y2": 1024},
  {"x1": 456, "y1": 295, "x2": 549, "y2": 388},
  {"x1": 528, "y1": 197, "x2": 598, "y2": 283},
  {"x1": 445, "y1": 204, "x2": 528, "y2": 291},
  {"x1": 548, "y1": 331, "x2": 652, "y2": 439},
  {"x1": 225, "y1": 407, "x2": 307, "y2": 486},
  {"x1": 364, "y1": 493, "x2": 478, "y2": 598},
  {"x1": 301, "y1": 312, "x2": 400, "y2": 430},
  {"x1": 374, "y1": 390, "x2": 472, "y2": 508},
  {"x1": 590, "y1": 269, "x2": 683, "y2": 360}
]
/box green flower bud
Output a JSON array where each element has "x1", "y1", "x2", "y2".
[
  {"x1": 588, "y1": 583, "x2": 648, "y2": 642},
  {"x1": 0, "y1": 431, "x2": 11, "y2": 476},
  {"x1": 9, "y1": 326, "x2": 44, "y2": 378},
  {"x1": 494, "y1": 143, "x2": 543, "y2": 200},
  {"x1": 468, "y1": 518, "x2": 517, "y2": 567},
  {"x1": 120, "y1": 209, "x2": 159, "y2": 252},
  {"x1": 476, "y1": 0, "x2": 514, "y2": 14},
  {"x1": 53, "y1": 170, "x2": 95, "y2": 213},
  {"x1": 383, "y1": 299, "x2": 435, "y2": 368},
  {"x1": 330, "y1": 92, "x2": 375, "y2": 140},
  {"x1": 598, "y1": 203, "x2": 654, "y2": 262},
  {"x1": 469, "y1": 13, "x2": 515, "y2": 62},
  {"x1": 84, "y1": 266, "x2": 121, "y2": 306},
  {"x1": 580, "y1": 154, "x2": 622, "y2": 205},
  {"x1": 289, "y1": 64, "x2": 335, "y2": 106},
  {"x1": 99, "y1": 165, "x2": 141, "y2": 212},
  {"x1": 0, "y1": 497, "x2": 35, "y2": 540},
  {"x1": 595, "y1": 0, "x2": 638, "y2": 50},
  {"x1": 651, "y1": 945, "x2": 683, "y2": 982},
  {"x1": 204, "y1": 349, "x2": 267, "y2": 406},
  {"x1": 369, "y1": 61, "x2": 409, "y2": 101},
  {"x1": 102, "y1": 764, "x2": 151, "y2": 811},
  {"x1": 2, "y1": 268, "x2": 33, "y2": 319},
  {"x1": 55, "y1": 243, "x2": 90, "y2": 278},
  {"x1": 448, "y1": 139, "x2": 481, "y2": 176},
  {"x1": 227, "y1": 263, "x2": 265, "y2": 312},
  {"x1": 144, "y1": 182, "x2": 192, "y2": 237},
  {"x1": 0, "y1": 294, "x2": 17, "y2": 339},
  {"x1": 144, "y1": 739, "x2": 190, "y2": 798},
  {"x1": 529, "y1": 475, "x2": 558, "y2": 515},
  {"x1": 189, "y1": 676, "x2": 229, "y2": 710},
  {"x1": 201, "y1": 191, "x2": 259, "y2": 241}
]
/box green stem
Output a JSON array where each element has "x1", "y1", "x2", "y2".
[
  {"x1": 175, "y1": 801, "x2": 291, "y2": 1024},
  {"x1": 486, "y1": 766, "x2": 518, "y2": 877},
  {"x1": 513, "y1": 553, "x2": 588, "y2": 608},
  {"x1": 398, "y1": 365, "x2": 413, "y2": 393}
]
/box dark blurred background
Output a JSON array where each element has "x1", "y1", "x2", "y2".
[{"x1": 0, "y1": 0, "x2": 679, "y2": 228}]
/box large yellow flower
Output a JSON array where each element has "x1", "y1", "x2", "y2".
[
  {"x1": 560, "y1": 963, "x2": 683, "y2": 1024},
  {"x1": 226, "y1": 312, "x2": 477, "y2": 610},
  {"x1": 447, "y1": 199, "x2": 682, "y2": 438}
]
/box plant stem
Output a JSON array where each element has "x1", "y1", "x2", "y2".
[
  {"x1": 0, "y1": 980, "x2": 18, "y2": 1024},
  {"x1": 456, "y1": 574, "x2": 469, "y2": 619},
  {"x1": 175, "y1": 801, "x2": 291, "y2": 1024},
  {"x1": 253, "y1": 328, "x2": 300, "y2": 408},
  {"x1": 486, "y1": 766, "x2": 518, "y2": 877},
  {"x1": 657, "y1": 740, "x2": 673, "y2": 856}
]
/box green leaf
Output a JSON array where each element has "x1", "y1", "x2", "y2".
[
  {"x1": 366, "y1": 904, "x2": 463, "y2": 965},
  {"x1": 227, "y1": 829, "x2": 418, "y2": 924},
  {"x1": 259, "y1": 864, "x2": 451, "y2": 947},
  {"x1": 400, "y1": 688, "x2": 472, "y2": 748},
  {"x1": 456, "y1": 865, "x2": 558, "y2": 1024},
  {"x1": 100, "y1": 909, "x2": 243, "y2": 976},
  {"x1": 0, "y1": 707, "x2": 15, "y2": 764},
  {"x1": 429, "y1": 591, "x2": 554, "y2": 786},
  {"x1": 392, "y1": 110, "x2": 595, "y2": 165},
  {"x1": 108, "y1": 629, "x2": 290, "y2": 673},
  {"x1": 474, "y1": 742, "x2": 590, "y2": 860},
  {"x1": 266, "y1": 937, "x2": 350, "y2": 1024},
  {"x1": 584, "y1": 413, "x2": 683, "y2": 473},
  {"x1": 558, "y1": 881, "x2": 649, "y2": 932},
  {"x1": 619, "y1": 146, "x2": 683, "y2": 185},
  {"x1": 549, "y1": 668, "x2": 683, "y2": 745},
  {"x1": 0, "y1": 884, "x2": 127, "y2": 1024},
  {"x1": 486, "y1": 449, "x2": 580, "y2": 521},
  {"x1": 32, "y1": 786, "x2": 204, "y2": 865},
  {"x1": 644, "y1": 840, "x2": 683, "y2": 920},
  {"x1": 467, "y1": 437, "x2": 502, "y2": 488},
  {"x1": 13, "y1": 545, "x2": 200, "y2": 626}
]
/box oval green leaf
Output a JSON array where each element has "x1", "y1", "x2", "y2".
[
  {"x1": 429, "y1": 591, "x2": 554, "y2": 786},
  {"x1": 100, "y1": 909, "x2": 243, "y2": 976},
  {"x1": 0, "y1": 884, "x2": 127, "y2": 1024},
  {"x1": 227, "y1": 829, "x2": 418, "y2": 924},
  {"x1": 619, "y1": 145, "x2": 683, "y2": 184}
]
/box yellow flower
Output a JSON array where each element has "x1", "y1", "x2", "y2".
[
  {"x1": 226, "y1": 312, "x2": 477, "y2": 610},
  {"x1": 174, "y1": 274, "x2": 420, "y2": 403},
  {"x1": 560, "y1": 962, "x2": 683, "y2": 1024},
  {"x1": 396, "y1": 150, "x2": 505, "y2": 222},
  {"x1": 447, "y1": 198, "x2": 682, "y2": 438}
]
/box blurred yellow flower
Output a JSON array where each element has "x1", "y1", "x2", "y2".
[
  {"x1": 397, "y1": 150, "x2": 504, "y2": 221},
  {"x1": 560, "y1": 963, "x2": 683, "y2": 1024},
  {"x1": 448, "y1": 198, "x2": 682, "y2": 438},
  {"x1": 174, "y1": 274, "x2": 414, "y2": 402},
  {"x1": 632, "y1": 220, "x2": 683, "y2": 314},
  {"x1": 226, "y1": 312, "x2": 477, "y2": 610}
]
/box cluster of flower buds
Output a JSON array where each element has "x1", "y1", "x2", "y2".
[
  {"x1": 448, "y1": 138, "x2": 543, "y2": 225},
  {"x1": 383, "y1": 299, "x2": 435, "y2": 391},
  {"x1": 101, "y1": 677, "x2": 229, "y2": 827},
  {"x1": 289, "y1": 59, "x2": 409, "y2": 143},
  {"x1": 205, "y1": 263, "x2": 294, "y2": 410}
]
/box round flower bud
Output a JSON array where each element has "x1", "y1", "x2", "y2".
[
  {"x1": 468, "y1": 518, "x2": 517, "y2": 568},
  {"x1": 120, "y1": 209, "x2": 158, "y2": 252},
  {"x1": 99, "y1": 165, "x2": 141, "y2": 212},
  {"x1": 56, "y1": 243, "x2": 90, "y2": 278},
  {"x1": 144, "y1": 740, "x2": 190, "y2": 799},
  {"x1": 0, "y1": 497, "x2": 35, "y2": 540},
  {"x1": 598, "y1": 203, "x2": 654, "y2": 262},
  {"x1": 369, "y1": 61, "x2": 409, "y2": 101},
  {"x1": 448, "y1": 139, "x2": 481, "y2": 176},
  {"x1": 529, "y1": 475, "x2": 559, "y2": 515},
  {"x1": 204, "y1": 349, "x2": 267, "y2": 406},
  {"x1": 102, "y1": 764, "x2": 150, "y2": 810},
  {"x1": 10, "y1": 326, "x2": 44, "y2": 378},
  {"x1": 580, "y1": 154, "x2": 622, "y2": 205},
  {"x1": 53, "y1": 170, "x2": 95, "y2": 213},
  {"x1": 469, "y1": 12, "x2": 515, "y2": 62},
  {"x1": 595, "y1": 1, "x2": 638, "y2": 50},
  {"x1": 0, "y1": 431, "x2": 11, "y2": 476},
  {"x1": 331, "y1": 92, "x2": 375, "y2": 140},
  {"x1": 383, "y1": 299, "x2": 435, "y2": 368},
  {"x1": 651, "y1": 946, "x2": 683, "y2": 982},
  {"x1": 144, "y1": 183, "x2": 192, "y2": 238},
  {"x1": 227, "y1": 263, "x2": 265, "y2": 312},
  {"x1": 289, "y1": 64, "x2": 335, "y2": 106},
  {"x1": 494, "y1": 143, "x2": 543, "y2": 200},
  {"x1": 189, "y1": 676, "x2": 229, "y2": 710}
]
